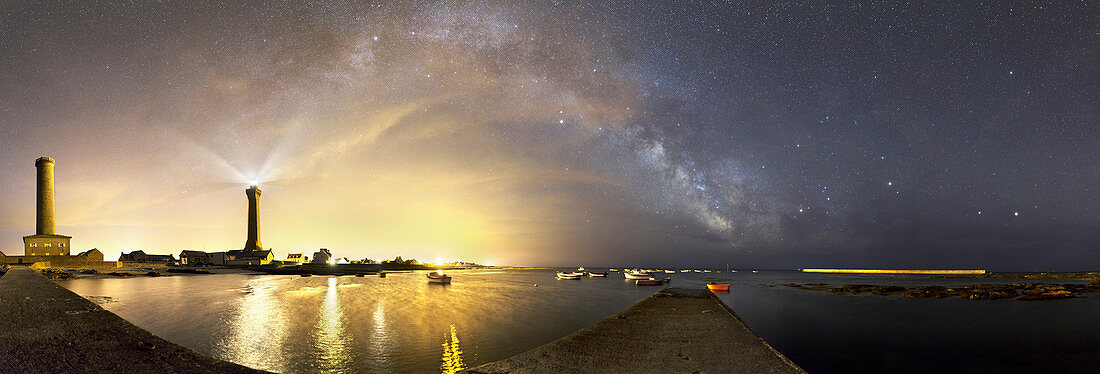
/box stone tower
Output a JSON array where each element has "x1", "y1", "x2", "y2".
[
  {"x1": 244, "y1": 184, "x2": 263, "y2": 251},
  {"x1": 36, "y1": 157, "x2": 55, "y2": 235},
  {"x1": 24, "y1": 157, "x2": 71, "y2": 256}
]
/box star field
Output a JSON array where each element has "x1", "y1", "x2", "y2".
[{"x1": 0, "y1": 1, "x2": 1096, "y2": 269}]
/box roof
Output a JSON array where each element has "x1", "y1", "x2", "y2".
[
  {"x1": 228, "y1": 250, "x2": 272, "y2": 259},
  {"x1": 76, "y1": 249, "x2": 101, "y2": 256},
  {"x1": 180, "y1": 250, "x2": 207, "y2": 256},
  {"x1": 23, "y1": 234, "x2": 72, "y2": 239}
]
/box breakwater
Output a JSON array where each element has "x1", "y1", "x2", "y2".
[
  {"x1": 801, "y1": 268, "x2": 987, "y2": 274},
  {"x1": 465, "y1": 287, "x2": 805, "y2": 373},
  {"x1": 0, "y1": 266, "x2": 262, "y2": 373}
]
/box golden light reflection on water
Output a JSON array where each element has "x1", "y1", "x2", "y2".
[
  {"x1": 221, "y1": 277, "x2": 287, "y2": 372},
  {"x1": 368, "y1": 300, "x2": 395, "y2": 371},
  {"x1": 314, "y1": 276, "x2": 352, "y2": 373},
  {"x1": 441, "y1": 324, "x2": 466, "y2": 374}
]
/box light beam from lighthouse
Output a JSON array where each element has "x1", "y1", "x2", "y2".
[{"x1": 244, "y1": 183, "x2": 263, "y2": 251}]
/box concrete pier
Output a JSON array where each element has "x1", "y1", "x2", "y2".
[
  {"x1": 0, "y1": 267, "x2": 262, "y2": 373},
  {"x1": 466, "y1": 287, "x2": 805, "y2": 374}
]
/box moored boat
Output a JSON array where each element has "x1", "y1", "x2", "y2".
[
  {"x1": 664, "y1": 270, "x2": 676, "y2": 273},
  {"x1": 635, "y1": 279, "x2": 664, "y2": 286},
  {"x1": 588, "y1": 272, "x2": 607, "y2": 277},
  {"x1": 427, "y1": 271, "x2": 451, "y2": 284},
  {"x1": 706, "y1": 283, "x2": 731, "y2": 291},
  {"x1": 556, "y1": 274, "x2": 580, "y2": 280},
  {"x1": 624, "y1": 269, "x2": 652, "y2": 279}
]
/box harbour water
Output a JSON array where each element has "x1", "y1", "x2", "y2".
[{"x1": 57, "y1": 269, "x2": 1098, "y2": 373}]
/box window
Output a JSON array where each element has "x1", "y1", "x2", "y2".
[
  {"x1": 59, "y1": 243, "x2": 65, "y2": 247},
  {"x1": 30, "y1": 243, "x2": 37, "y2": 247},
  {"x1": 45, "y1": 243, "x2": 51, "y2": 247}
]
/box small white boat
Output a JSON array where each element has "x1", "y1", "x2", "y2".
[
  {"x1": 693, "y1": 270, "x2": 702, "y2": 273},
  {"x1": 680, "y1": 270, "x2": 690, "y2": 273},
  {"x1": 427, "y1": 271, "x2": 451, "y2": 284},
  {"x1": 588, "y1": 272, "x2": 607, "y2": 277},
  {"x1": 557, "y1": 271, "x2": 584, "y2": 278},
  {"x1": 664, "y1": 270, "x2": 676, "y2": 273},
  {"x1": 752, "y1": 270, "x2": 759, "y2": 273},
  {"x1": 609, "y1": 268, "x2": 619, "y2": 272},
  {"x1": 624, "y1": 269, "x2": 652, "y2": 279},
  {"x1": 557, "y1": 274, "x2": 580, "y2": 280}
]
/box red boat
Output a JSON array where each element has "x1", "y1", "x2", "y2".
[
  {"x1": 706, "y1": 283, "x2": 730, "y2": 291},
  {"x1": 635, "y1": 279, "x2": 665, "y2": 286}
]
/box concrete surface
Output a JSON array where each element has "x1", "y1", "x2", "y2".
[
  {"x1": 0, "y1": 266, "x2": 264, "y2": 373},
  {"x1": 465, "y1": 287, "x2": 806, "y2": 374}
]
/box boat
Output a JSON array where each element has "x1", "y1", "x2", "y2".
[
  {"x1": 624, "y1": 269, "x2": 652, "y2": 279},
  {"x1": 557, "y1": 271, "x2": 585, "y2": 277},
  {"x1": 427, "y1": 271, "x2": 451, "y2": 284},
  {"x1": 588, "y1": 272, "x2": 607, "y2": 277},
  {"x1": 752, "y1": 270, "x2": 759, "y2": 273},
  {"x1": 635, "y1": 279, "x2": 665, "y2": 286},
  {"x1": 693, "y1": 270, "x2": 702, "y2": 273},
  {"x1": 703, "y1": 270, "x2": 711, "y2": 273},
  {"x1": 706, "y1": 283, "x2": 731, "y2": 291},
  {"x1": 609, "y1": 268, "x2": 619, "y2": 272},
  {"x1": 680, "y1": 269, "x2": 690, "y2": 273},
  {"x1": 664, "y1": 270, "x2": 676, "y2": 273},
  {"x1": 556, "y1": 274, "x2": 580, "y2": 280},
  {"x1": 300, "y1": 273, "x2": 312, "y2": 277},
  {"x1": 379, "y1": 272, "x2": 386, "y2": 278}
]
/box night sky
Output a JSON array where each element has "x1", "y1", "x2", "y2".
[{"x1": 1, "y1": 1, "x2": 1096, "y2": 270}]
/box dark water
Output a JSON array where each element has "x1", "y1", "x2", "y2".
[{"x1": 58, "y1": 269, "x2": 1098, "y2": 373}]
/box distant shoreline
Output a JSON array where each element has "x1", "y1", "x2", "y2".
[{"x1": 801, "y1": 269, "x2": 987, "y2": 275}]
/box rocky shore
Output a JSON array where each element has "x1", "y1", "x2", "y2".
[{"x1": 783, "y1": 280, "x2": 1100, "y2": 301}]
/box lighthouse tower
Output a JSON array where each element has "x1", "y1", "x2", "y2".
[
  {"x1": 243, "y1": 184, "x2": 263, "y2": 251},
  {"x1": 23, "y1": 157, "x2": 72, "y2": 256}
]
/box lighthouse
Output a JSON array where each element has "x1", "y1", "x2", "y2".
[
  {"x1": 243, "y1": 183, "x2": 263, "y2": 251},
  {"x1": 23, "y1": 157, "x2": 72, "y2": 256}
]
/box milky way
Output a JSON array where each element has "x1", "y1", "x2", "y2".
[{"x1": 0, "y1": 1, "x2": 1096, "y2": 269}]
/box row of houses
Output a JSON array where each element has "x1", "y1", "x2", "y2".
[{"x1": 118, "y1": 248, "x2": 339, "y2": 266}]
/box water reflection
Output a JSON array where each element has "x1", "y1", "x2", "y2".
[
  {"x1": 313, "y1": 276, "x2": 352, "y2": 373},
  {"x1": 441, "y1": 324, "x2": 466, "y2": 374},
  {"x1": 220, "y1": 276, "x2": 287, "y2": 372},
  {"x1": 368, "y1": 300, "x2": 395, "y2": 372}
]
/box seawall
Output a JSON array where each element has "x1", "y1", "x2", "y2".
[
  {"x1": 801, "y1": 268, "x2": 987, "y2": 274},
  {"x1": 0, "y1": 266, "x2": 264, "y2": 373},
  {"x1": 465, "y1": 287, "x2": 806, "y2": 373}
]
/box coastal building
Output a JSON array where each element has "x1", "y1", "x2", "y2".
[
  {"x1": 311, "y1": 248, "x2": 332, "y2": 264},
  {"x1": 1, "y1": 157, "x2": 108, "y2": 268},
  {"x1": 179, "y1": 250, "x2": 227, "y2": 266},
  {"x1": 225, "y1": 250, "x2": 273, "y2": 266},
  {"x1": 118, "y1": 250, "x2": 176, "y2": 264},
  {"x1": 284, "y1": 253, "x2": 307, "y2": 264}
]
